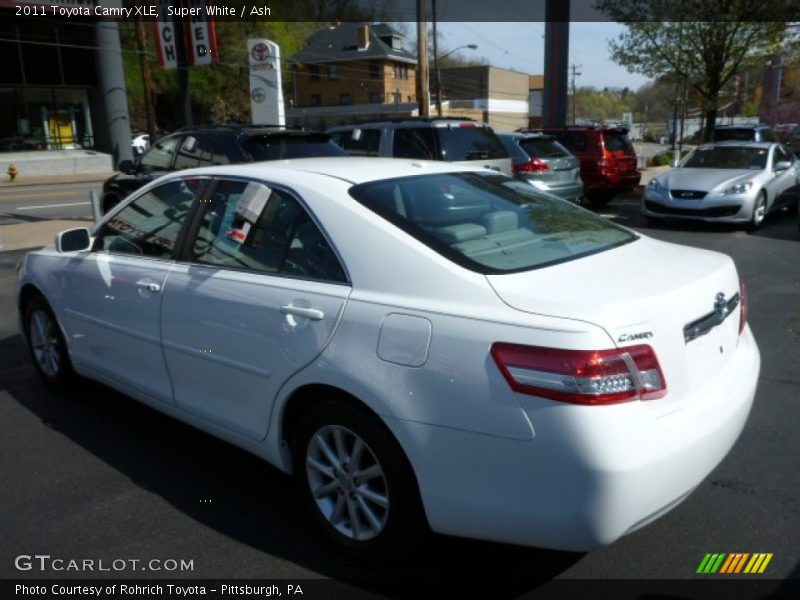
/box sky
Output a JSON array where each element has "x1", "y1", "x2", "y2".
[{"x1": 435, "y1": 22, "x2": 652, "y2": 91}]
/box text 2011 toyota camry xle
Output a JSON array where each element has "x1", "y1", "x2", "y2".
[{"x1": 17, "y1": 158, "x2": 760, "y2": 557}]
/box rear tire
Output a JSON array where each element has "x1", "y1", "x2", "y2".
[
  {"x1": 291, "y1": 400, "x2": 426, "y2": 560},
  {"x1": 587, "y1": 192, "x2": 614, "y2": 208},
  {"x1": 23, "y1": 295, "x2": 74, "y2": 389}
]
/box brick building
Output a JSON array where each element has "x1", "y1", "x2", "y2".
[{"x1": 289, "y1": 23, "x2": 417, "y2": 129}]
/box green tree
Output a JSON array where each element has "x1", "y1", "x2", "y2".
[{"x1": 595, "y1": 0, "x2": 794, "y2": 141}]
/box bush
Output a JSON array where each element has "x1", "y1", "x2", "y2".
[{"x1": 647, "y1": 152, "x2": 673, "y2": 167}]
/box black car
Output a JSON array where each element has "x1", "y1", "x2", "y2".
[{"x1": 102, "y1": 125, "x2": 347, "y2": 214}]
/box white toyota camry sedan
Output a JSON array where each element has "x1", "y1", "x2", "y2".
[{"x1": 16, "y1": 158, "x2": 760, "y2": 557}]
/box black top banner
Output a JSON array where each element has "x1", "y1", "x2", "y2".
[{"x1": 3, "y1": 0, "x2": 800, "y2": 22}]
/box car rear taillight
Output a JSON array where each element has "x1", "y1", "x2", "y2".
[
  {"x1": 491, "y1": 343, "x2": 667, "y2": 405},
  {"x1": 739, "y1": 280, "x2": 747, "y2": 334},
  {"x1": 600, "y1": 149, "x2": 617, "y2": 174},
  {"x1": 514, "y1": 158, "x2": 550, "y2": 173}
]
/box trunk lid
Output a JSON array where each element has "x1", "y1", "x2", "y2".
[{"x1": 486, "y1": 236, "x2": 742, "y2": 413}]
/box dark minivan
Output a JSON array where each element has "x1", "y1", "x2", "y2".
[{"x1": 102, "y1": 125, "x2": 346, "y2": 214}]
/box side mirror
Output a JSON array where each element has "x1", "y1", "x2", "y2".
[
  {"x1": 774, "y1": 160, "x2": 792, "y2": 172},
  {"x1": 118, "y1": 159, "x2": 135, "y2": 174},
  {"x1": 55, "y1": 228, "x2": 92, "y2": 253}
]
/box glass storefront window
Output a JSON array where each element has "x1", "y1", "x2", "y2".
[{"x1": 0, "y1": 86, "x2": 94, "y2": 152}]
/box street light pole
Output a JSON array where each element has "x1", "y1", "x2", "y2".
[{"x1": 434, "y1": 44, "x2": 478, "y2": 117}]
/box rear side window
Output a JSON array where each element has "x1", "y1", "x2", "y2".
[
  {"x1": 338, "y1": 128, "x2": 381, "y2": 156},
  {"x1": 603, "y1": 132, "x2": 633, "y2": 152},
  {"x1": 349, "y1": 172, "x2": 636, "y2": 274},
  {"x1": 95, "y1": 178, "x2": 204, "y2": 258},
  {"x1": 173, "y1": 136, "x2": 231, "y2": 169},
  {"x1": 393, "y1": 128, "x2": 438, "y2": 160},
  {"x1": 499, "y1": 137, "x2": 531, "y2": 162},
  {"x1": 189, "y1": 179, "x2": 346, "y2": 282},
  {"x1": 519, "y1": 138, "x2": 569, "y2": 159},
  {"x1": 761, "y1": 129, "x2": 778, "y2": 143},
  {"x1": 243, "y1": 134, "x2": 346, "y2": 161},
  {"x1": 560, "y1": 132, "x2": 587, "y2": 153},
  {"x1": 438, "y1": 126, "x2": 507, "y2": 160}
]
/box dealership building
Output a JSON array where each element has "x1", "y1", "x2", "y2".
[{"x1": 0, "y1": 0, "x2": 132, "y2": 166}]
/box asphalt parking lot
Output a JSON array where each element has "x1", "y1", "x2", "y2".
[{"x1": 1, "y1": 185, "x2": 798, "y2": 598}]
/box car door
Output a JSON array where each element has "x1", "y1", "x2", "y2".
[
  {"x1": 160, "y1": 177, "x2": 351, "y2": 441},
  {"x1": 59, "y1": 177, "x2": 207, "y2": 403},
  {"x1": 767, "y1": 145, "x2": 798, "y2": 208}
]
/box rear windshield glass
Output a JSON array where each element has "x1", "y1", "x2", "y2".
[
  {"x1": 682, "y1": 146, "x2": 768, "y2": 170},
  {"x1": 519, "y1": 138, "x2": 570, "y2": 159},
  {"x1": 243, "y1": 135, "x2": 347, "y2": 161},
  {"x1": 603, "y1": 131, "x2": 633, "y2": 152},
  {"x1": 349, "y1": 172, "x2": 636, "y2": 274},
  {"x1": 713, "y1": 128, "x2": 757, "y2": 142},
  {"x1": 438, "y1": 127, "x2": 507, "y2": 161}
]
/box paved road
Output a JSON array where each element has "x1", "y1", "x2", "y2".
[
  {"x1": 1, "y1": 189, "x2": 798, "y2": 597},
  {"x1": 0, "y1": 181, "x2": 99, "y2": 226}
]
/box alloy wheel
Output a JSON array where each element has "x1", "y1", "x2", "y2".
[
  {"x1": 305, "y1": 425, "x2": 389, "y2": 541},
  {"x1": 29, "y1": 309, "x2": 61, "y2": 378}
]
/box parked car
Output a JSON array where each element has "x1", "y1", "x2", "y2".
[
  {"x1": 521, "y1": 125, "x2": 641, "y2": 206},
  {"x1": 328, "y1": 117, "x2": 512, "y2": 175},
  {"x1": 18, "y1": 158, "x2": 759, "y2": 558},
  {"x1": 496, "y1": 132, "x2": 584, "y2": 204},
  {"x1": 643, "y1": 141, "x2": 799, "y2": 229},
  {"x1": 102, "y1": 125, "x2": 346, "y2": 214},
  {"x1": 712, "y1": 124, "x2": 779, "y2": 144}
]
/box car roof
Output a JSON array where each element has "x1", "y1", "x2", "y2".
[
  {"x1": 164, "y1": 157, "x2": 481, "y2": 186},
  {"x1": 704, "y1": 141, "x2": 775, "y2": 149},
  {"x1": 329, "y1": 117, "x2": 486, "y2": 131},
  {"x1": 713, "y1": 124, "x2": 770, "y2": 130}
]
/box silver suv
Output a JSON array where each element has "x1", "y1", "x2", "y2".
[
  {"x1": 713, "y1": 124, "x2": 779, "y2": 144},
  {"x1": 328, "y1": 118, "x2": 512, "y2": 175}
]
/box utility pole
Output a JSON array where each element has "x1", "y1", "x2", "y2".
[
  {"x1": 432, "y1": 0, "x2": 442, "y2": 117},
  {"x1": 135, "y1": 16, "x2": 157, "y2": 141},
  {"x1": 570, "y1": 63, "x2": 581, "y2": 125},
  {"x1": 542, "y1": 0, "x2": 569, "y2": 127},
  {"x1": 416, "y1": 0, "x2": 430, "y2": 117},
  {"x1": 173, "y1": 10, "x2": 192, "y2": 126}
]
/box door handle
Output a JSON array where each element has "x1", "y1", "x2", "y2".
[
  {"x1": 484, "y1": 165, "x2": 501, "y2": 172},
  {"x1": 280, "y1": 305, "x2": 324, "y2": 321},
  {"x1": 136, "y1": 280, "x2": 161, "y2": 293}
]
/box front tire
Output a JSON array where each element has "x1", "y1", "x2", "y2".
[
  {"x1": 23, "y1": 295, "x2": 74, "y2": 389},
  {"x1": 291, "y1": 400, "x2": 426, "y2": 559},
  {"x1": 747, "y1": 191, "x2": 767, "y2": 231}
]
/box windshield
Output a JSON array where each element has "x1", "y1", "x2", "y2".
[
  {"x1": 603, "y1": 131, "x2": 634, "y2": 152},
  {"x1": 243, "y1": 134, "x2": 346, "y2": 160},
  {"x1": 349, "y1": 172, "x2": 636, "y2": 274},
  {"x1": 682, "y1": 146, "x2": 768, "y2": 170},
  {"x1": 519, "y1": 137, "x2": 570, "y2": 159}
]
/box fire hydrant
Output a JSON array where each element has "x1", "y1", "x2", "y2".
[{"x1": 7, "y1": 164, "x2": 17, "y2": 182}]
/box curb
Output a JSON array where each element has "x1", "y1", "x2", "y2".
[{"x1": 0, "y1": 174, "x2": 112, "y2": 189}]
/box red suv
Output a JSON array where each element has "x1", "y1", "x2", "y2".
[{"x1": 521, "y1": 126, "x2": 641, "y2": 206}]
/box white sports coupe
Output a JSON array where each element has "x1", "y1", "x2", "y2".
[{"x1": 16, "y1": 158, "x2": 760, "y2": 557}]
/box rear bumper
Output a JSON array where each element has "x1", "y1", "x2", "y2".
[
  {"x1": 387, "y1": 327, "x2": 759, "y2": 551},
  {"x1": 519, "y1": 177, "x2": 584, "y2": 202},
  {"x1": 584, "y1": 170, "x2": 641, "y2": 195}
]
